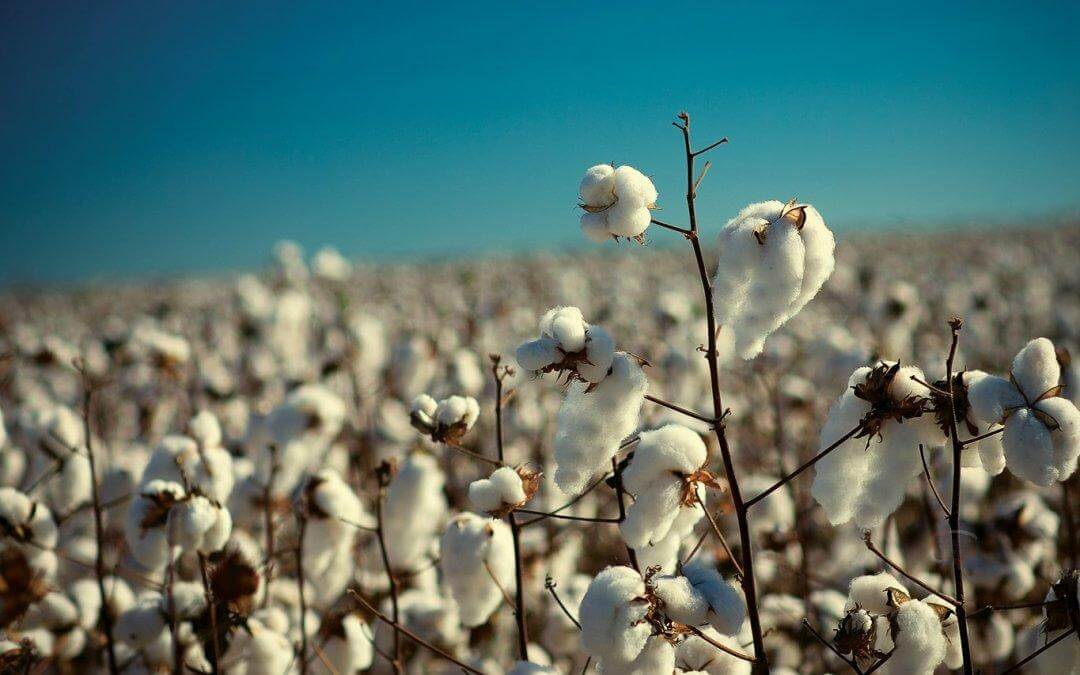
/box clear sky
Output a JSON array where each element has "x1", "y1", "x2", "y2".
[{"x1": 2, "y1": 1, "x2": 1078, "y2": 284}]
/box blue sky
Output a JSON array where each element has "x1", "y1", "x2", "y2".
[{"x1": 2, "y1": 1, "x2": 1078, "y2": 284}]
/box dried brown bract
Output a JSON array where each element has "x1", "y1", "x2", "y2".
[{"x1": 852, "y1": 362, "x2": 930, "y2": 446}]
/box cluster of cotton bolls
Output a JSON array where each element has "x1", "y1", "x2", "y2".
[{"x1": 0, "y1": 136, "x2": 1078, "y2": 675}]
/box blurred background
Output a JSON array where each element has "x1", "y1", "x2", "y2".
[{"x1": 2, "y1": 0, "x2": 1078, "y2": 285}]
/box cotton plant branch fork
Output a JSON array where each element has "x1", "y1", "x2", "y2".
[
  {"x1": 658, "y1": 112, "x2": 767, "y2": 670},
  {"x1": 489, "y1": 355, "x2": 530, "y2": 661}
]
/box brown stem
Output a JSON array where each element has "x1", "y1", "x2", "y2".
[
  {"x1": 943, "y1": 320, "x2": 974, "y2": 674},
  {"x1": 197, "y1": 552, "x2": 221, "y2": 675},
  {"x1": 802, "y1": 619, "x2": 862, "y2": 674},
  {"x1": 443, "y1": 440, "x2": 506, "y2": 468},
  {"x1": 673, "y1": 112, "x2": 766, "y2": 669},
  {"x1": 862, "y1": 532, "x2": 959, "y2": 606},
  {"x1": 544, "y1": 577, "x2": 582, "y2": 630},
  {"x1": 918, "y1": 444, "x2": 950, "y2": 518},
  {"x1": 349, "y1": 590, "x2": 485, "y2": 675},
  {"x1": 650, "y1": 218, "x2": 694, "y2": 236},
  {"x1": 515, "y1": 508, "x2": 621, "y2": 524},
  {"x1": 492, "y1": 358, "x2": 529, "y2": 661},
  {"x1": 611, "y1": 455, "x2": 639, "y2": 571},
  {"x1": 77, "y1": 373, "x2": 119, "y2": 675},
  {"x1": 1001, "y1": 628, "x2": 1075, "y2": 674},
  {"x1": 374, "y1": 475, "x2": 403, "y2": 674},
  {"x1": 959, "y1": 426, "x2": 1003, "y2": 447},
  {"x1": 684, "y1": 624, "x2": 756, "y2": 662},
  {"x1": 294, "y1": 500, "x2": 309, "y2": 675},
  {"x1": 694, "y1": 490, "x2": 744, "y2": 578},
  {"x1": 644, "y1": 393, "x2": 717, "y2": 425},
  {"x1": 745, "y1": 424, "x2": 862, "y2": 509}
]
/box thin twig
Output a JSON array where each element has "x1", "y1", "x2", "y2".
[
  {"x1": 544, "y1": 577, "x2": 582, "y2": 630},
  {"x1": 515, "y1": 508, "x2": 620, "y2": 524},
  {"x1": 746, "y1": 424, "x2": 862, "y2": 509},
  {"x1": 691, "y1": 136, "x2": 729, "y2": 156},
  {"x1": 1001, "y1": 628, "x2": 1076, "y2": 674},
  {"x1": 650, "y1": 218, "x2": 693, "y2": 237},
  {"x1": 694, "y1": 490, "x2": 744, "y2": 579},
  {"x1": 644, "y1": 393, "x2": 717, "y2": 425},
  {"x1": 802, "y1": 619, "x2": 861, "y2": 674},
  {"x1": 374, "y1": 469, "x2": 403, "y2": 674},
  {"x1": 918, "y1": 444, "x2": 950, "y2": 518},
  {"x1": 960, "y1": 426, "x2": 1003, "y2": 447},
  {"x1": 294, "y1": 499, "x2": 309, "y2": 675},
  {"x1": 862, "y1": 532, "x2": 959, "y2": 606},
  {"x1": 349, "y1": 590, "x2": 485, "y2": 675},
  {"x1": 685, "y1": 624, "x2": 756, "y2": 662}
]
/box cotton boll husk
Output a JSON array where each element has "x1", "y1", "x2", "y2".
[
  {"x1": 882, "y1": 599, "x2": 947, "y2": 675},
  {"x1": 468, "y1": 466, "x2": 527, "y2": 513},
  {"x1": 847, "y1": 573, "x2": 909, "y2": 615},
  {"x1": 675, "y1": 626, "x2": 751, "y2": 675},
  {"x1": 579, "y1": 566, "x2": 651, "y2": 666},
  {"x1": 579, "y1": 164, "x2": 616, "y2": 208},
  {"x1": 599, "y1": 634, "x2": 675, "y2": 674},
  {"x1": 439, "y1": 512, "x2": 515, "y2": 627},
  {"x1": 554, "y1": 353, "x2": 647, "y2": 494}
]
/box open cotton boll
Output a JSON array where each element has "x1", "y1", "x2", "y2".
[
  {"x1": 410, "y1": 393, "x2": 438, "y2": 427},
  {"x1": 713, "y1": 200, "x2": 835, "y2": 359},
  {"x1": 168, "y1": 496, "x2": 232, "y2": 554},
  {"x1": 811, "y1": 363, "x2": 939, "y2": 528},
  {"x1": 653, "y1": 574, "x2": 710, "y2": 626},
  {"x1": 883, "y1": 599, "x2": 947, "y2": 675},
  {"x1": 620, "y1": 424, "x2": 707, "y2": 549},
  {"x1": 579, "y1": 326, "x2": 616, "y2": 383},
  {"x1": 468, "y1": 466, "x2": 534, "y2": 515},
  {"x1": 435, "y1": 395, "x2": 480, "y2": 429},
  {"x1": 0, "y1": 487, "x2": 58, "y2": 549},
  {"x1": 307, "y1": 469, "x2": 368, "y2": 526},
  {"x1": 540, "y1": 306, "x2": 587, "y2": 353},
  {"x1": 518, "y1": 307, "x2": 617, "y2": 384},
  {"x1": 124, "y1": 479, "x2": 185, "y2": 569},
  {"x1": 579, "y1": 566, "x2": 651, "y2": 668},
  {"x1": 221, "y1": 617, "x2": 294, "y2": 675},
  {"x1": 578, "y1": 164, "x2": 657, "y2": 242},
  {"x1": 599, "y1": 634, "x2": 675, "y2": 674},
  {"x1": 439, "y1": 512, "x2": 515, "y2": 627},
  {"x1": 847, "y1": 573, "x2": 909, "y2": 615},
  {"x1": 516, "y1": 337, "x2": 562, "y2": 372},
  {"x1": 141, "y1": 434, "x2": 234, "y2": 502},
  {"x1": 554, "y1": 352, "x2": 647, "y2": 494}
]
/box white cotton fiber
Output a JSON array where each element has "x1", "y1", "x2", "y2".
[
  {"x1": 599, "y1": 634, "x2": 675, "y2": 674},
  {"x1": 810, "y1": 365, "x2": 939, "y2": 528},
  {"x1": 517, "y1": 307, "x2": 617, "y2": 384},
  {"x1": 469, "y1": 466, "x2": 528, "y2": 514},
  {"x1": 713, "y1": 200, "x2": 835, "y2": 359},
  {"x1": 439, "y1": 512, "x2": 515, "y2": 627},
  {"x1": 675, "y1": 625, "x2": 751, "y2": 675},
  {"x1": 578, "y1": 164, "x2": 657, "y2": 241},
  {"x1": 579, "y1": 566, "x2": 651, "y2": 667},
  {"x1": 883, "y1": 599, "x2": 947, "y2": 675},
  {"x1": 683, "y1": 562, "x2": 745, "y2": 635},
  {"x1": 383, "y1": 453, "x2": 448, "y2": 571},
  {"x1": 846, "y1": 573, "x2": 908, "y2": 615},
  {"x1": 620, "y1": 424, "x2": 706, "y2": 548},
  {"x1": 554, "y1": 352, "x2": 647, "y2": 494},
  {"x1": 541, "y1": 306, "x2": 587, "y2": 353},
  {"x1": 653, "y1": 574, "x2": 710, "y2": 626}
]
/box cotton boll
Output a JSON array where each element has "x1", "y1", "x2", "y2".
[
  {"x1": 468, "y1": 466, "x2": 529, "y2": 514},
  {"x1": 578, "y1": 164, "x2": 657, "y2": 242},
  {"x1": 579, "y1": 164, "x2": 616, "y2": 208},
  {"x1": 653, "y1": 574, "x2": 710, "y2": 626},
  {"x1": 581, "y1": 212, "x2": 613, "y2": 243},
  {"x1": 435, "y1": 395, "x2": 480, "y2": 429},
  {"x1": 125, "y1": 480, "x2": 185, "y2": 569},
  {"x1": 221, "y1": 617, "x2": 294, "y2": 675},
  {"x1": 0, "y1": 487, "x2": 58, "y2": 549},
  {"x1": 966, "y1": 370, "x2": 1025, "y2": 425},
  {"x1": 620, "y1": 424, "x2": 707, "y2": 548},
  {"x1": 579, "y1": 325, "x2": 616, "y2": 383},
  {"x1": 439, "y1": 512, "x2": 515, "y2": 627},
  {"x1": 516, "y1": 337, "x2": 561, "y2": 372},
  {"x1": 541, "y1": 306, "x2": 587, "y2": 353},
  {"x1": 579, "y1": 566, "x2": 651, "y2": 668},
  {"x1": 312, "y1": 246, "x2": 352, "y2": 282},
  {"x1": 713, "y1": 200, "x2": 835, "y2": 359},
  {"x1": 554, "y1": 353, "x2": 647, "y2": 494},
  {"x1": 168, "y1": 496, "x2": 231, "y2": 554},
  {"x1": 883, "y1": 599, "x2": 947, "y2": 675},
  {"x1": 381, "y1": 453, "x2": 448, "y2": 571},
  {"x1": 141, "y1": 434, "x2": 234, "y2": 502},
  {"x1": 847, "y1": 573, "x2": 909, "y2": 615}
]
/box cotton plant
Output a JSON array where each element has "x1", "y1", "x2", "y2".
[
  {"x1": 410, "y1": 393, "x2": 481, "y2": 444},
  {"x1": 438, "y1": 512, "x2": 516, "y2": 627},
  {"x1": 967, "y1": 337, "x2": 1080, "y2": 486},
  {"x1": 578, "y1": 164, "x2": 658, "y2": 243},
  {"x1": 712, "y1": 199, "x2": 836, "y2": 359},
  {"x1": 578, "y1": 566, "x2": 653, "y2": 670},
  {"x1": 810, "y1": 361, "x2": 941, "y2": 528},
  {"x1": 515, "y1": 306, "x2": 616, "y2": 385}
]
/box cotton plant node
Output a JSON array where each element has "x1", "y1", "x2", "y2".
[
  {"x1": 931, "y1": 371, "x2": 981, "y2": 437},
  {"x1": 851, "y1": 361, "x2": 930, "y2": 446}
]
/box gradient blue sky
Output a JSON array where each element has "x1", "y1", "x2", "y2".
[{"x1": 2, "y1": 1, "x2": 1078, "y2": 284}]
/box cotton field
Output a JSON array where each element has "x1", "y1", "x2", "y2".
[{"x1": 0, "y1": 119, "x2": 1078, "y2": 675}]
